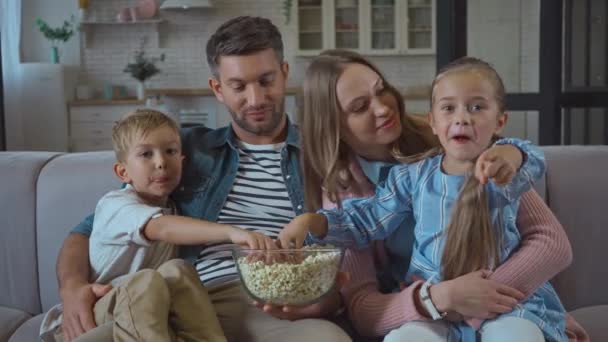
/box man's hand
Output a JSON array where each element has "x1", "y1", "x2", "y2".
[
  {"x1": 252, "y1": 272, "x2": 350, "y2": 320},
  {"x1": 228, "y1": 227, "x2": 277, "y2": 250},
  {"x1": 60, "y1": 283, "x2": 111, "y2": 341},
  {"x1": 475, "y1": 145, "x2": 523, "y2": 186}
]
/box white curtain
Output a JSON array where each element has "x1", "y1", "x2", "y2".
[{"x1": 1, "y1": 0, "x2": 25, "y2": 150}]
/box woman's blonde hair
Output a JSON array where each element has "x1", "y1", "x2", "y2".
[
  {"x1": 429, "y1": 57, "x2": 506, "y2": 280},
  {"x1": 299, "y1": 49, "x2": 437, "y2": 211}
]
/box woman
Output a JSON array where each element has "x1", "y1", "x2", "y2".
[{"x1": 295, "y1": 49, "x2": 588, "y2": 341}]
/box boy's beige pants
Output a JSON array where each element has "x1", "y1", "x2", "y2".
[
  {"x1": 55, "y1": 259, "x2": 226, "y2": 342},
  {"x1": 67, "y1": 262, "x2": 352, "y2": 342}
]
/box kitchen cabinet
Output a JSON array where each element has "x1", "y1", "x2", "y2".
[
  {"x1": 68, "y1": 100, "x2": 143, "y2": 152},
  {"x1": 294, "y1": 0, "x2": 435, "y2": 55}
]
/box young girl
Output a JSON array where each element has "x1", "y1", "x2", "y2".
[{"x1": 280, "y1": 57, "x2": 567, "y2": 341}]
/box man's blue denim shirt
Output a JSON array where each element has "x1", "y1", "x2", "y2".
[{"x1": 72, "y1": 120, "x2": 305, "y2": 261}]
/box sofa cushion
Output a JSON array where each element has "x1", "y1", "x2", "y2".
[
  {"x1": 0, "y1": 306, "x2": 31, "y2": 342},
  {"x1": 36, "y1": 152, "x2": 120, "y2": 312},
  {"x1": 0, "y1": 152, "x2": 60, "y2": 315},
  {"x1": 570, "y1": 305, "x2": 608, "y2": 342},
  {"x1": 9, "y1": 313, "x2": 44, "y2": 342},
  {"x1": 543, "y1": 146, "x2": 608, "y2": 311}
]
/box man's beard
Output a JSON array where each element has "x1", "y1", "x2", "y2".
[{"x1": 229, "y1": 104, "x2": 285, "y2": 136}]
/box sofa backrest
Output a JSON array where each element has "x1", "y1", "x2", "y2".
[
  {"x1": 0, "y1": 152, "x2": 60, "y2": 315},
  {"x1": 36, "y1": 152, "x2": 120, "y2": 312},
  {"x1": 2, "y1": 146, "x2": 607, "y2": 315},
  {"x1": 544, "y1": 146, "x2": 608, "y2": 311}
]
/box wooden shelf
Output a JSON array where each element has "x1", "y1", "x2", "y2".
[
  {"x1": 81, "y1": 19, "x2": 165, "y2": 25},
  {"x1": 81, "y1": 19, "x2": 166, "y2": 48},
  {"x1": 146, "y1": 88, "x2": 215, "y2": 97}
]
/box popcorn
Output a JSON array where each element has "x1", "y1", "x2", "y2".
[{"x1": 236, "y1": 247, "x2": 342, "y2": 305}]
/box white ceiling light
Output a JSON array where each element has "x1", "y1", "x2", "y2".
[{"x1": 160, "y1": 0, "x2": 213, "y2": 10}]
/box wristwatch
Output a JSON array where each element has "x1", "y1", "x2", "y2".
[{"x1": 419, "y1": 276, "x2": 447, "y2": 320}]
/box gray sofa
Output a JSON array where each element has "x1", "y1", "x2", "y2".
[{"x1": 1, "y1": 147, "x2": 607, "y2": 341}]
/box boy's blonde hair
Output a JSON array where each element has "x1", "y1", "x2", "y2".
[{"x1": 112, "y1": 109, "x2": 180, "y2": 162}]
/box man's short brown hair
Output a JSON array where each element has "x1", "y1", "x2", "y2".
[
  {"x1": 206, "y1": 16, "x2": 284, "y2": 79},
  {"x1": 112, "y1": 109, "x2": 180, "y2": 162}
]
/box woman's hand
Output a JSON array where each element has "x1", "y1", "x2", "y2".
[
  {"x1": 252, "y1": 271, "x2": 349, "y2": 320},
  {"x1": 475, "y1": 145, "x2": 523, "y2": 186},
  {"x1": 278, "y1": 213, "x2": 328, "y2": 249},
  {"x1": 430, "y1": 270, "x2": 524, "y2": 320}
]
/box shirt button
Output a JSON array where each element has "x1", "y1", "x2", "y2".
[
  {"x1": 286, "y1": 175, "x2": 291, "y2": 179},
  {"x1": 297, "y1": 205, "x2": 302, "y2": 210}
]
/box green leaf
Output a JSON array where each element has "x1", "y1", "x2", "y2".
[{"x1": 124, "y1": 37, "x2": 165, "y2": 82}]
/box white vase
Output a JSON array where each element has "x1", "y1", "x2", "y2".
[{"x1": 136, "y1": 81, "x2": 146, "y2": 100}]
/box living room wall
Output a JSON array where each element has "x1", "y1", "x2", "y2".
[{"x1": 11, "y1": 0, "x2": 542, "y2": 146}]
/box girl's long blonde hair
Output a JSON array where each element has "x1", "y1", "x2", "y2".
[
  {"x1": 431, "y1": 57, "x2": 506, "y2": 280},
  {"x1": 299, "y1": 49, "x2": 437, "y2": 211}
]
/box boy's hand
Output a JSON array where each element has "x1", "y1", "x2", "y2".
[
  {"x1": 475, "y1": 145, "x2": 523, "y2": 186},
  {"x1": 278, "y1": 213, "x2": 327, "y2": 249},
  {"x1": 228, "y1": 227, "x2": 276, "y2": 250}
]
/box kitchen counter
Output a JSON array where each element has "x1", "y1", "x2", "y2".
[
  {"x1": 145, "y1": 87, "x2": 301, "y2": 97},
  {"x1": 146, "y1": 86, "x2": 431, "y2": 100},
  {"x1": 66, "y1": 85, "x2": 430, "y2": 109}
]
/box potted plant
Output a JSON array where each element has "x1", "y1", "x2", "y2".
[
  {"x1": 124, "y1": 37, "x2": 165, "y2": 100},
  {"x1": 35, "y1": 16, "x2": 75, "y2": 64}
]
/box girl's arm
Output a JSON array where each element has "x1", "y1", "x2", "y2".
[{"x1": 315, "y1": 164, "x2": 416, "y2": 248}]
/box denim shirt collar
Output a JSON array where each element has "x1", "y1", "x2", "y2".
[
  {"x1": 355, "y1": 155, "x2": 396, "y2": 185},
  {"x1": 205, "y1": 115, "x2": 300, "y2": 150}
]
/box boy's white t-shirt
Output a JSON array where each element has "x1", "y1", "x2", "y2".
[
  {"x1": 39, "y1": 185, "x2": 176, "y2": 341},
  {"x1": 89, "y1": 185, "x2": 176, "y2": 286}
]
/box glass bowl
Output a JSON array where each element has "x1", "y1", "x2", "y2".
[{"x1": 233, "y1": 247, "x2": 344, "y2": 306}]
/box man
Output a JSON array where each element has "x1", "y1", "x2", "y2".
[{"x1": 56, "y1": 16, "x2": 351, "y2": 342}]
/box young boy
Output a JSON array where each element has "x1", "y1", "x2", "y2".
[{"x1": 41, "y1": 109, "x2": 276, "y2": 342}]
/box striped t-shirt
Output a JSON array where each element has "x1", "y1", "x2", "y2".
[{"x1": 194, "y1": 141, "x2": 296, "y2": 287}]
